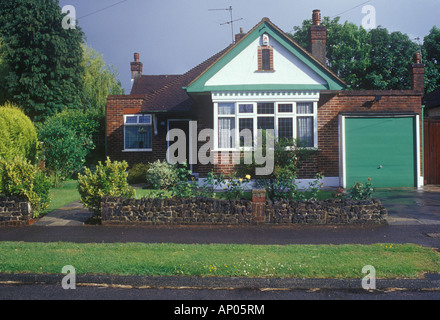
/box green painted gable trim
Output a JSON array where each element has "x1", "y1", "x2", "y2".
[
  {"x1": 186, "y1": 20, "x2": 345, "y2": 94},
  {"x1": 204, "y1": 84, "x2": 329, "y2": 92}
]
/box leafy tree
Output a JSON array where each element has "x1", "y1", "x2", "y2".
[
  {"x1": 0, "y1": 38, "x2": 9, "y2": 104},
  {"x1": 422, "y1": 26, "x2": 440, "y2": 94},
  {"x1": 365, "y1": 28, "x2": 418, "y2": 90},
  {"x1": 82, "y1": 44, "x2": 124, "y2": 115},
  {"x1": 290, "y1": 16, "x2": 370, "y2": 90},
  {"x1": 0, "y1": 0, "x2": 85, "y2": 122},
  {"x1": 0, "y1": 102, "x2": 39, "y2": 163},
  {"x1": 38, "y1": 109, "x2": 99, "y2": 183},
  {"x1": 290, "y1": 16, "x2": 419, "y2": 90}
]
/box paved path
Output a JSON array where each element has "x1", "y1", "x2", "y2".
[{"x1": 33, "y1": 201, "x2": 93, "y2": 227}]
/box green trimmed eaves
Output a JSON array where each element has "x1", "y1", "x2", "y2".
[
  {"x1": 188, "y1": 84, "x2": 329, "y2": 93},
  {"x1": 185, "y1": 20, "x2": 345, "y2": 94}
]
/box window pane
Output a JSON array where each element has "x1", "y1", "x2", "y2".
[
  {"x1": 257, "y1": 103, "x2": 274, "y2": 114},
  {"x1": 239, "y1": 104, "x2": 253, "y2": 113},
  {"x1": 139, "y1": 115, "x2": 151, "y2": 124},
  {"x1": 297, "y1": 102, "x2": 313, "y2": 114},
  {"x1": 125, "y1": 116, "x2": 137, "y2": 124},
  {"x1": 278, "y1": 104, "x2": 293, "y2": 113},
  {"x1": 257, "y1": 117, "x2": 274, "y2": 130},
  {"x1": 125, "y1": 125, "x2": 152, "y2": 149},
  {"x1": 278, "y1": 118, "x2": 293, "y2": 140},
  {"x1": 239, "y1": 118, "x2": 253, "y2": 147},
  {"x1": 297, "y1": 117, "x2": 314, "y2": 147},
  {"x1": 218, "y1": 117, "x2": 235, "y2": 148},
  {"x1": 218, "y1": 103, "x2": 235, "y2": 115},
  {"x1": 262, "y1": 49, "x2": 271, "y2": 70}
]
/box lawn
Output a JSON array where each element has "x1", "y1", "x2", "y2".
[
  {"x1": 42, "y1": 180, "x2": 81, "y2": 215},
  {"x1": 1, "y1": 242, "x2": 439, "y2": 279}
]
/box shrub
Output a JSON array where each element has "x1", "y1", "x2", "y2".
[
  {"x1": 145, "y1": 160, "x2": 176, "y2": 190},
  {"x1": 0, "y1": 157, "x2": 51, "y2": 218},
  {"x1": 127, "y1": 163, "x2": 151, "y2": 185},
  {"x1": 0, "y1": 102, "x2": 39, "y2": 163},
  {"x1": 349, "y1": 178, "x2": 374, "y2": 200},
  {"x1": 38, "y1": 109, "x2": 99, "y2": 182},
  {"x1": 171, "y1": 163, "x2": 198, "y2": 198},
  {"x1": 77, "y1": 157, "x2": 135, "y2": 216}
]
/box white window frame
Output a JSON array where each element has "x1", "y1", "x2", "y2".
[
  {"x1": 213, "y1": 99, "x2": 318, "y2": 151},
  {"x1": 123, "y1": 114, "x2": 153, "y2": 152}
]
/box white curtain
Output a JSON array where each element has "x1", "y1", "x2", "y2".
[
  {"x1": 297, "y1": 117, "x2": 313, "y2": 147},
  {"x1": 218, "y1": 118, "x2": 235, "y2": 148}
]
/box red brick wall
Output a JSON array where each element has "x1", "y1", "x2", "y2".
[
  {"x1": 107, "y1": 91, "x2": 423, "y2": 182},
  {"x1": 317, "y1": 90, "x2": 423, "y2": 178},
  {"x1": 106, "y1": 95, "x2": 169, "y2": 167}
]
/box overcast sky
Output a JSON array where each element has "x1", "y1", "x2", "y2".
[{"x1": 58, "y1": 0, "x2": 440, "y2": 93}]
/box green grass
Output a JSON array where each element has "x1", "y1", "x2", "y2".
[
  {"x1": 42, "y1": 180, "x2": 80, "y2": 215},
  {"x1": 1, "y1": 242, "x2": 439, "y2": 279}
]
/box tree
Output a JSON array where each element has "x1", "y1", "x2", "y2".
[
  {"x1": 365, "y1": 28, "x2": 418, "y2": 90},
  {"x1": 38, "y1": 109, "x2": 99, "y2": 183},
  {"x1": 422, "y1": 26, "x2": 440, "y2": 94},
  {"x1": 82, "y1": 44, "x2": 124, "y2": 115},
  {"x1": 0, "y1": 102, "x2": 39, "y2": 163},
  {"x1": 289, "y1": 16, "x2": 419, "y2": 91},
  {"x1": 0, "y1": 38, "x2": 9, "y2": 104},
  {"x1": 0, "y1": 0, "x2": 85, "y2": 122},
  {"x1": 290, "y1": 16, "x2": 370, "y2": 90}
]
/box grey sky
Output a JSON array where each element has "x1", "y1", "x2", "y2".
[{"x1": 58, "y1": 0, "x2": 440, "y2": 93}]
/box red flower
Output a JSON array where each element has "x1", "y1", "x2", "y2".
[{"x1": 368, "y1": 178, "x2": 371, "y2": 181}]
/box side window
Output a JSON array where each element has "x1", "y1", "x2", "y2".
[{"x1": 124, "y1": 114, "x2": 153, "y2": 150}]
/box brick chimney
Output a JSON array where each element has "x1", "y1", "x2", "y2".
[
  {"x1": 131, "y1": 52, "x2": 143, "y2": 80},
  {"x1": 411, "y1": 52, "x2": 425, "y2": 93},
  {"x1": 235, "y1": 27, "x2": 246, "y2": 43},
  {"x1": 308, "y1": 9, "x2": 327, "y2": 65}
]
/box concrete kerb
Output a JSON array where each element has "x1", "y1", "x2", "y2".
[{"x1": 1, "y1": 273, "x2": 439, "y2": 291}]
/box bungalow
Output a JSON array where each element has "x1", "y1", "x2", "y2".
[{"x1": 106, "y1": 10, "x2": 425, "y2": 188}]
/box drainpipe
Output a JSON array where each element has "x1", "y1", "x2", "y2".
[{"x1": 421, "y1": 104, "x2": 425, "y2": 178}]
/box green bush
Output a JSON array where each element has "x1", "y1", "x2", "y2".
[
  {"x1": 0, "y1": 157, "x2": 51, "y2": 218},
  {"x1": 127, "y1": 163, "x2": 151, "y2": 185},
  {"x1": 349, "y1": 178, "x2": 375, "y2": 200},
  {"x1": 77, "y1": 157, "x2": 135, "y2": 215},
  {"x1": 0, "y1": 102, "x2": 39, "y2": 163},
  {"x1": 38, "y1": 109, "x2": 99, "y2": 181},
  {"x1": 145, "y1": 160, "x2": 176, "y2": 190}
]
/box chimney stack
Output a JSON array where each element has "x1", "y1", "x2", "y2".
[
  {"x1": 131, "y1": 52, "x2": 143, "y2": 80},
  {"x1": 308, "y1": 9, "x2": 327, "y2": 65},
  {"x1": 235, "y1": 27, "x2": 246, "y2": 43},
  {"x1": 411, "y1": 52, "x2": 425, "y2": 93}
]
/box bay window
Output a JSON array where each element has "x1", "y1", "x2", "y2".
[{"x1": 215, "y1": 100, "x2": 317, "y2": 150}]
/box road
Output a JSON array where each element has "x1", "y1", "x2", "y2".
[{"x1": 1, "y1": 283, "x2": 440, "y2": 300}]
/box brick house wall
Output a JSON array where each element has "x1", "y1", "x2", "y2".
[{"x1": 317, "y1": 91, "x2": 423, "y2": 179}]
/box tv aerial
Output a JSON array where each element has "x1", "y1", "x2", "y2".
[{"x1": 209, "y1": 6, "x2": 243, "y2": 43}]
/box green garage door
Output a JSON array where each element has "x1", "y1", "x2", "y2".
[{"x1": 345, "y1": 117, "x2": 416, "y2": 188}]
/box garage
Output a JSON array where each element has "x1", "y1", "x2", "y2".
[{"x1": 341, "y1": 115, "x2": 420, "y2": 188}]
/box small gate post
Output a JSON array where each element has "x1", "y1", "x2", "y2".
[{"x1": 252, "y1": 189, "x2": 267, "y2": 223}]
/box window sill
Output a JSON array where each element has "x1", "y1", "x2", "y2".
[
  {"x1": 122, "y1": 149, "x2": 152, "y2": 152},
  {"x1": 255, "y1": 70, "x2": 276, "y2": 73}
]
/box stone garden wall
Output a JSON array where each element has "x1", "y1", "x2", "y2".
[
  {"x1": 0, "y1": 196, "x2": 33, "y2": 227},
  {"x1": 101, "y1": 191, "x2": 388, "y2": 226}
]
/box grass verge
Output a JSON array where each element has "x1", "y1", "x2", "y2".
[{"x1": 0, "y1": 242, "x2": 439, "y2": 279}]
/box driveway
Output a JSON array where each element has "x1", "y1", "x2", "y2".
[{"x1": 375, "y1": 185, "x2": 440, "y2": 225}]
